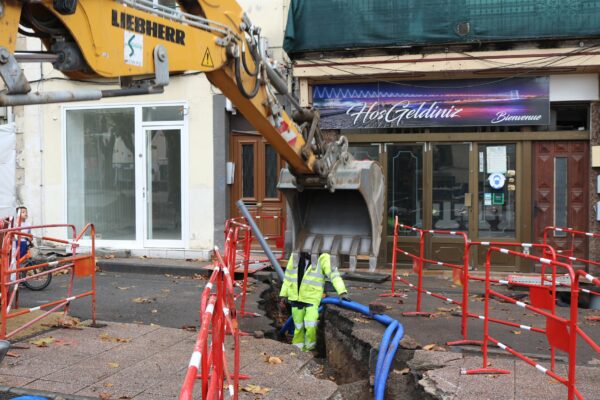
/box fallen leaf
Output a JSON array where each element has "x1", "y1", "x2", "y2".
[
  {"x1": 181, "y1": 325, "x2": 197, "y2": 332},
  {"x1": 58, "y1": 316, "x2": 80, "y2": 329},
  {"x1": 422, "y1": 343, "x2": 445, "y2": 351},
  {"x1": 242, "y1": 384, "x2": 271, "y2": 395},
  {"x1": 131, "y1": 297, "x2": 153, "y2": 304},
  {"x1": 395, "y1": 368, "x2": 410, "y2": 375},
  {"x1": 511, "y1": 330, "x2": 522, "y2": 335},
  {"x1": 99, "y1": 333, "x2": 131, "y2": 343},
  {"x1": 107, "y1": 362, "x2": 119, "y2": 368},
  {"x1": 151, "y1": 309, "x2": 158, "y2": 314},
  {"x1": 103, "y1": 383, "x2": 114, "y2": 388},
  {"x1": 117, "y1": 286, "x2": 131, "y2": 290},
  {"x1": 30, "y1": 337, "x2": 55, "y2": 347},
  {"x1": 586, "y1": 316, "x2": 600, "y2": 322},
  {"x1": 99, "y1": 393, "x2": 111, "y2": 400},
  {"x1": 265, "y1": 355, "x2": 283, "y2": 364},
  {"x1": 161, "y1": 289, "x2": 171, "y2": 293},
  {"x1": 103, "y1": 255, "x2": 115, "y2": 259}
]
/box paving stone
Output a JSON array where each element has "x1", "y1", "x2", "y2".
[
  {"x1": 408, "y1": 349, "x2": 463, "y2": 372},
  {"x1": 22, "y1": 378, "x2": 89, "y2": 394},
  {"x1": 0, "y1": 374, "x2": 36, "y2": 387}
]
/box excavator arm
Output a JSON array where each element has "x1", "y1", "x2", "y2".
[{"x1": 0, "y1": 0, "x2": 384, "y2": 270}]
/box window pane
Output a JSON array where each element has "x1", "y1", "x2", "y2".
[
  {"x1": 432, "y1": 144, "x2": 469, "y2": 231},
  {"x1": 387, "y1": 145, "x2": 423, "y2": 236},
  {"x1": 478, "y1": 144, "x2": 516, "y2": 238},
  {"x1": 242, "y1": 144, "x2": 255, "y2": 198},
  {"x1": 348, "y1": 145, "x2": 379, "y2": 161},
  {"x1": 265, "y1": 145, "x2": 278, "y2": 198},
  {"x1": 66, "y1": 108, "x2": 136, "y2": 240},
  {"x1": 147, "y1": 129, "x2": 181, "y2": 240},
  {"x1": 554, "y1": 157, "x2": 568, "y2": 233},
  {"x1": 142, "y1": 106, "x2": 184, "y2": 122}
]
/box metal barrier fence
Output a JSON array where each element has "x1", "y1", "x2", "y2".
[
  {"x1": 543, "y1": 226, "x2": 600, "y2": 274},
  {"x1": 0, "y1": 223, "x2": 96, "y2": 339},
  {"x1": 179, "y1": 247, "x2": 240, "y2": 400},
  {"x1": 390, "y1": 219, "x2": 600, "y2": 399},
  {"x1": 463, "y1": 247, "x2": 583, "y2": 400}
]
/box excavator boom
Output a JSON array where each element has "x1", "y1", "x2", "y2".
[{"x1": 0, "y1": 0, "x2": 384, "y2": 269}]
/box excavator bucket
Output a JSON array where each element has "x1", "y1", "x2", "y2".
[{"x1": 278, "y1": 158, "x2": 384, "y2": 272}]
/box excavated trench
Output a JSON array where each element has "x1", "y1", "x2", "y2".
[{"x1": 257, "y1": 274, "x2": 442, "y2": 399}]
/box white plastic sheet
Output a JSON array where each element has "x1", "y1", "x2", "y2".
[{"x1": 0, "y1": 123, "x2": 16, "y2": 218}]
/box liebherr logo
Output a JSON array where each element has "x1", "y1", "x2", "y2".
[{"x1": 111, "y1": 10, "x2": 186, "y2": 45}]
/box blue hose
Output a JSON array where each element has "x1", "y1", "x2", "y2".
[
  {"x1": 375, "y1": 322, "x2": 404, "y2": 398},
  {"x1": 374, "y1": 320, "x2": 398, "y2": 390},
  {"x1": 279, "y1": 297, "x2": 404, "y2": 399}
]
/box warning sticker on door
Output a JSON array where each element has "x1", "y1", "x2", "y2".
[{"x1": 124, "y1": 31, "x2": 143, "y2": 67}]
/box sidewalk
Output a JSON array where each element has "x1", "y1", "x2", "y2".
[
  {"x1": 5, "y1": 258, "x2": 600, "y2": 399},
  {"x1": 0, "y1": 321, "x2": 338, "y2": 399}
]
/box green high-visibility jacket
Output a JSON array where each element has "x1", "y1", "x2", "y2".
[{"x1": 279, "y1": 253, "x2": 347, "y2": 306}]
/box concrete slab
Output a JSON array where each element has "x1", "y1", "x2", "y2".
[{"x1": 0, "y1": 320, "x2": 340, "y2": 399}]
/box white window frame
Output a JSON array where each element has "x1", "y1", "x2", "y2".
[{"x1": 61, "y1": 100, "x2": 189, "y2": 250}]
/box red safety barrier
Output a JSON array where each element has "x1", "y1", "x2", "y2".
[
  {"x1": 222, "y1": 219, "x2": 259, "y2": 318},
  {"x1": 179, "y1": 247, "x2": 241, "y2": 400},
  {"x1": 462, "y1": 247, "x2": 587, "y2": 400},
  {"x1": 543, "y1": 226, "x2": 600, "y2": 272},
  {"x1": 388, "y1": 217, "x2": 561, "y2": 347},
  {"x1": 225, "y1": 214, "x2": 286, "y2": 268},
  {"x1": 0, "y1": 223, "x2": 96, "y2": 339}
]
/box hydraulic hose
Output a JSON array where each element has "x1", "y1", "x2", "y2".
[{"x1": 280, "y1": 297, "x2": 404, "y2": 399}]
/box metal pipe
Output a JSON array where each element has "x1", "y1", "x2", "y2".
[
  {"x1": 258, "y1": 39, "x2": 305, "y2": 113},
  {"x1": 14, "y1": 53, "x2": 60, "y2": 63},
  {"x1": 235, "y1": 200, "x2": 284, "y2": 282},
  {"x1": 0, "y1": 90, "x2": 103, "y2": 106}
]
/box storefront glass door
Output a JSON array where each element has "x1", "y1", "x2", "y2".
[
  {"x1": 428, "y1": 143, "x2": 472, "y2": 265},
  {"x1": 143, "y1": 128, "x2": 183, "y2": 246},
  {"x1": 477, "y1": 143, "x2": 517, "y2": 238}
]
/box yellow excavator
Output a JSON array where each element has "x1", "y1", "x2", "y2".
[{"x1": 0, "y1": 0, "x2": 384, "y2": 270}]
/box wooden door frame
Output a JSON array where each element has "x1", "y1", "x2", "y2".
[{"x1": 229, "y1": 131, "x2": 287, "y2": 232}]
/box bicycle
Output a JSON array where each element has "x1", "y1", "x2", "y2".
[{"x1": 19, "y1": 257, "x2": 53, "y2": 291}]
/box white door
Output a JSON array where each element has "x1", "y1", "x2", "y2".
[{"x1": 141, "y1": 127, "x2": 184, "y2": 247}]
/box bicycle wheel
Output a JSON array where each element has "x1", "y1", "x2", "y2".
[{"x1": 20, "y1": 262, "x2": 52, "y2": 291}]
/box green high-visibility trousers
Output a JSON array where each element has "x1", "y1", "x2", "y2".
[{"x1": 291, "y1": 305, "x2": 319, "y2": 351}]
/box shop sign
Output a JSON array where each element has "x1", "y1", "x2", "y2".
[{"x1": 313, "y1": 77, "x2": 549, "y2": 129}]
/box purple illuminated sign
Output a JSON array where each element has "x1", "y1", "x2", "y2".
[{"x1": 312, "y1": 77, "x2": 549, "y2": 129}]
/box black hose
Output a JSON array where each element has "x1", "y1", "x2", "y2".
[
  {"x1": 241, "y1": 35, "x2": 260, "y2": 77},
  {"x1": 234, "y1": 52, "x2": 260, "y2": 99}
]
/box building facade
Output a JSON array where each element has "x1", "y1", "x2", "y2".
[
  {"x1": 9, "y1": 0, "x2": 291, "y2": 259},
  {"x1": 284, "y1": 0, "x2": 600, "y2": 271}
]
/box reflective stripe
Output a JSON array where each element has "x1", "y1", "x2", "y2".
[
  {"x1": 306, "y1": 272, "x2": 324, "y2": 280},
  {"x1": 189, "y1": 351, "x2": 201, "y2": 369},
  {"x1": 304, "y1": 321, "x2": 318, "y2": 328},
  {"x1": 294, "y1": 323, "x2": 304, "y2": 330},
  {"x1": 292, "y1": 343, "x2": 304, "y2": 349},
  {"x1": 301, "y1": 278, "x2": 325, "y2": 288},
  {"x1": 305, "y1": 341, "x2": 316, "y2": 349},
  {"x1": 286, "y1": 268, "x2": 298, "y2": 274}
]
